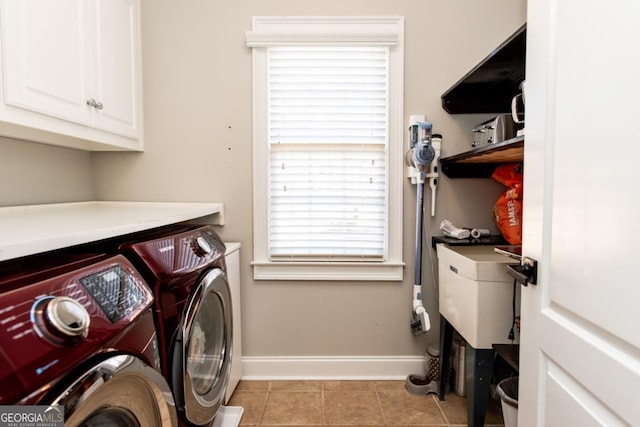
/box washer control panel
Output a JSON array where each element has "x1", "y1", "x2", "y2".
[
  {"x1": 80, "y1": 265, "x2": 146, "y2": 323},
  {"x1": 129, "y1": 226, "x2": 226, "y2": 273},
  {"x1": 200, "y1": 227, "x2": 225, "y2": 254}
]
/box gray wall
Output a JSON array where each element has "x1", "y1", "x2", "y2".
[
  {"x1": 0, "y1": 136, "x2": 93, "y2": 206},
  {"x1": 0, "y1": 0, "x2": 526, "y2": 358}
]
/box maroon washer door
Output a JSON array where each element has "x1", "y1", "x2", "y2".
[{"x1": 172, "y1": 268, "x2": 233, "y2": 426}]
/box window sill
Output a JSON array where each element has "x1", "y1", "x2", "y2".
[{"x1": 251, "y1": 261, "x2": 405, "y2": 281}]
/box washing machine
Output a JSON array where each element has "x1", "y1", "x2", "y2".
[
  {"x1": 116, "y1": 225, "x2": 233, "y2": 426},
  {"x1": 0, "y1": 250, "x2": 178, "y2": 426}
]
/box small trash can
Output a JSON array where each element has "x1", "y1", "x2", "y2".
[{"x1": 497, "y1": 376, "x2": 519, "y2": 427}]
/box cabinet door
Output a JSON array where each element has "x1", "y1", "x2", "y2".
[
  {"x1": 90, "y1": 0, "x2": 141, "y2": 138},
  {"x1": 0, "y1": 0, "x2": 91, "y2": 125}
]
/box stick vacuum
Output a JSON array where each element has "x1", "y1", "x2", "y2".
[
  {"x1": 408, "y1": 121, "x2": 436, "y2": 336},
  {"x1": 405, "y1": 120, "x2": 440, "y2": 395}
]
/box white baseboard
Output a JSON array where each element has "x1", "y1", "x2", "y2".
[{"x1": 241, "y1": 356, "x2": 425, "y2": 380}]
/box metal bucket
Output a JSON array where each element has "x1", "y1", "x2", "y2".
[{"x1": 451, "y1": 336, "x2": 466, "y2": 396}]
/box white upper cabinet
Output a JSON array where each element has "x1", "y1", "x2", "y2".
[
  {"x1": 90, "y1": 0, "x2": 140, "y2": 139},
  {"x1": 2, "y1": 1, "x2": 89, "y2": 125},
  {"x1": 0, "y1": 0, "x2": 143, "y2": 151}
]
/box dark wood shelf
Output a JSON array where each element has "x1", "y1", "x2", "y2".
[
  {"x1": 441, "y1": 24, "x2": 526, "y2": 114},
  {"x1": 431, "y1": 235, "x2": 509, "y2": 249},
  {"x1": 440, "y1": 136, "x2": 523, "y2": 178},
  {"x1": 493, "y1": 344, "x2": 519, "y2": 373}
]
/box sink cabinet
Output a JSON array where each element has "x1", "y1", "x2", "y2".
[{"x1": 0, "y1": 0, "x2": 143, "y2": 151}]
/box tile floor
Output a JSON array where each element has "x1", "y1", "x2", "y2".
[{"x1": 228, "y1": 380, "x2": 505, "y2": 426}]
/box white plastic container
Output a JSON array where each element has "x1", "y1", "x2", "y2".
[
  {"x1": 497, "y1": 377, "x2": 519, "y2": 427},
  {"x1": 437, "y1": 244, "x2": 519, "y2": 349}
]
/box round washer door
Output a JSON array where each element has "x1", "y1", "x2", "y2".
[
  {"x1": 53, "y1": 354, "x2": 178, "y2": 427},
  {"x1": 176, "y1": 268, "x2": 233, "y2": 425}
]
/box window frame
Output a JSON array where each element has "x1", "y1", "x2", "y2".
[{"x1": 247, "y1": 16, "x2": 405, "y2": 281}]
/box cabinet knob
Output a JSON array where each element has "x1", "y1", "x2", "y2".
[{"x1": 86, "y1": 99, "x2": 104, "y2": 110}]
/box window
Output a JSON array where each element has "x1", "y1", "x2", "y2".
[{"x1": 247, "y1": 17, "x2": 404, "y2": 281}]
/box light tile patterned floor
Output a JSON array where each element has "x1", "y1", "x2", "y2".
[{"x1": 228, "y1": 380, "x2": 505, "y2": 426}]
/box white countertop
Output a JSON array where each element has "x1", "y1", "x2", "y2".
[{"x1": 0, "y1": 201, "x2": 224, "y2": 262}]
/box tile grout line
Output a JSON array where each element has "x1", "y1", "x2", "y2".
[
  {"x1": 257, "y1": 380, "x2": 273, "y2": 426},
  {"x1": 373, "y1": 382, "x2": 387, "y2": 427},
  {"x1": 321, "y1": 382, "x2": 326, "y2": 426},
  {"x1": 431, "y1": 394, "x2": 452, "y2": 427}
]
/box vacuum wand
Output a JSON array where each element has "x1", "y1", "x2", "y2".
[{"x1": 411, "y1": 174, "x2": 430, "y2": 335}]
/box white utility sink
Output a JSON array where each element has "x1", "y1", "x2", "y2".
[{"x1": 437, "y1": 244, "x2": 519, "y2": 349}]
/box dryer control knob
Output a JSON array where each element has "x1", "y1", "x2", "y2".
[
  {"x1": 44, "y1": 296, "x2": 90, "y2": 341},
  {"x1": 191, "y1": 236, "x2": 213, "y2": 257}
]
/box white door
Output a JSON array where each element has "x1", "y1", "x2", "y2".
[
  {"x1": 90, "y1": 0, "x2": 141, "y2": 138},
  {"x1": 519, "y1": 1, "x2": 640, "y2": 426},
  {"x1": 0, "y1": 0, "x2": 90, "y2": 124}
]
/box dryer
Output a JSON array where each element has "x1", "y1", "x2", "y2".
[
  {"x1": 0, "y1": 251, "x2": 178, "y2": 426},
  {"x1": 117, "y1": 225, "x2": 233, "y2": 426}
]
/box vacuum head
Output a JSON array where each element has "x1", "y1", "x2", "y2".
[{"x1": 410, "y1": 313, "x2": 426, "y2": 336}]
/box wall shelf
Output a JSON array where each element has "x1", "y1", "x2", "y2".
[
  {"x1": 441, "y1": 24, "x2": 526, "y2": 114},
  {"x1": 440, "y1": 135, "x2": 523, "y2": 178},
  {"x1": 493, "y1": 344, "x2": 520, "y2": 373},
  {"x1": 431, "y1": 235, "x2": 508, "y2": 249}
]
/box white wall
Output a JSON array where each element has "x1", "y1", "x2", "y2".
[{"x1": 0, "y1": 0, "x2": 525, "y2": 363}]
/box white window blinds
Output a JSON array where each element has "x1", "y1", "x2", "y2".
[{"x1": 267, "y1": 47, "x2": 389, "y2": 260}]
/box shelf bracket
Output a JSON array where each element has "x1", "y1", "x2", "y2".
[{"x1": 506, "y1": 257, "x2": 538, "y2": 286}]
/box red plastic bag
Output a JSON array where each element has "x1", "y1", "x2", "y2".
[{"x1": 492, "y1": 163, "x2": 523, "y2": 245}]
